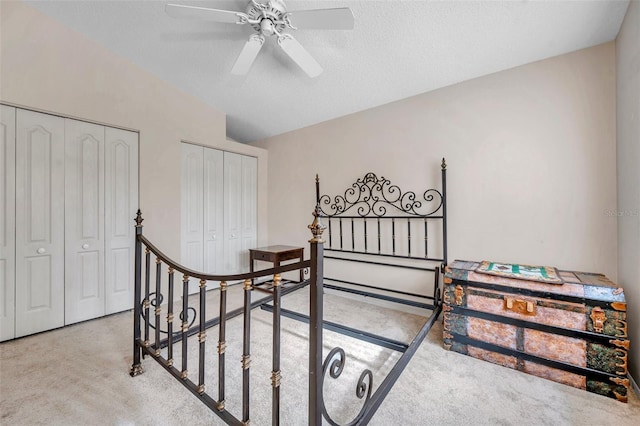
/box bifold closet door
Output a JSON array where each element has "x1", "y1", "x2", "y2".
[
  {"x1": 15, "y1": 109, "x2": 65, "y2": 337},
  {"x1": 203, "y1": 148, "x2": 224, "y2": 274},
  {"x1": 64, "y1": 119, "x2": 105, "y2": 324},
  {"x1": 104, "y1": 127, "x2": 138, "y2": 314},
  {"x1": 181, "y1": 143, "x2": 205, "y2": 272},
  {"x1": 240, "y1": 155, "x2": 257, "y2": 269},
  {"x1": 0, "y1": 106, "x2": 16, "y2": 341},
  {"x1": 223, "y1": 152, "x2": 242, "y2": 273}
]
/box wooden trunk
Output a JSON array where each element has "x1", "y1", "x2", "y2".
[{"x1": 443, "y1": 260, "x2": 629, "y2": 402}]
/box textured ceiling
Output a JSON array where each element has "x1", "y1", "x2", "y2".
[{"x1": 24, "y1": 0, "x2": 630, "y2": 143}]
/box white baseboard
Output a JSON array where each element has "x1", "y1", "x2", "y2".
[{"x1": 629, "y1": 372, "x2": 640, "y2": 398}]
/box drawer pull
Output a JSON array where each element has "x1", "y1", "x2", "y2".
[{"x1": 503, "y1": 297, "x2": 536, "y2": 315}]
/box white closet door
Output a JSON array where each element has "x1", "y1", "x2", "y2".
[
  {"x1": 64, "y1": 119, "x2": 105, "y2": 324},
  {"x1": 105, "y1": 127, "x2": 138, "y2": 314},
  {"x1": 240, "y1": 155, "x2": 257, "y2": 271},
  {"x1": 203, "y1": 148, "x2": 224, "y2": 274},
  {"x1": 0, "y1": 106, "x2": 16, "y2": 341},
  {"x1": 15, "y1": 109, "x2": 65, "y2": 337},
  {"x1": 181, "y1": 143, "x2": 204, "y2": 272},
  {"x1": 223, "y1": 152, "x2": 242, "y2": 273}
]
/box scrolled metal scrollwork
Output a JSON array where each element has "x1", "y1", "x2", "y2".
[
  {"x1": 141, "y1": 292, "x2": 196, "y2": 335},
  {"x1": 318, "y1": 172, "x2": 443, "y2": 218},
  {"x1": 321, "y1": 347, "x2": 374, "y2": 426}
]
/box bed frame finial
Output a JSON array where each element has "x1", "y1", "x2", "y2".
[
  {"x1": 134, "y1": 209, "x2": 144, "y2": 227},
  {"x1": 441, "y1": 158, "x2": 447, "y2": 170},
  {"x1": 308, "y1": 205, "x2": 326, "y2": 243}
]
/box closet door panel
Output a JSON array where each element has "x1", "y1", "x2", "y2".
[
  {"x1": 240, "y1": 155, "x2": 257, "y2": 271},
  {"x1": 181, "y1": 143, "x2": 204, "y2": 272},
  {"x1": 223, "y1": 152, "x2": 242, "y2": 273},
  {"x1": 64, "y1": 119, "x2": 105, "y2": 324},
  {"x1": 203, "y1": 148, "x2": 224, "y2": 274},
  {"x1": 0, "y1": 106, "x2": 16, "y2": 341},
  {"x1": 15, "y1": 109, "x2": 65, "y2": 337},
  {"x1": 105, "y1": 127, "x2": 138, "y2": 314}
]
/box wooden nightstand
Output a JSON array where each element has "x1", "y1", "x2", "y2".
[{"x1": 249, "y1": 245, "x2": 304, "y2": 282}]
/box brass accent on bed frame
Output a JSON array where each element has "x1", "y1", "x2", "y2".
[
  {"x1": 145, "y1": 247, "x2": 150, "y2": 255},
  {"x1": 166, "y1": 313, "x2": 174, "y2": 323},
  {"x1": 590, "y1": 307, "x2": 606, "y2": 333},
  {"x1": 217, "y1": 400, "x2": 225, "y2": 411},
  {"x1": 218, "y1": 341, "x2": 227, "y2": 354},
  {"x1": 168, "y1": 266, "x2": 174, "y2": 274},
  {"x1": 308, "y1": 205, "x2": 326, "y2": 243},
  {"x1": 154, "y1": 349, "x2": 161, "y2": 357},
  {"x1": 167, "y1": 358, "x2": 174, "y2": 367},
  {"x1": 242, "y1": 355, "x2": 251, "y2": 370},
  {"x1": 143, "y1": 340, "x2": 150, "y2": 347},
  {"x1": 156, "y1": 257, "x2": 161, "y2": 264},
  {"x1": 273, "y1": 274, "x2": 282, "y2": 287},
  {"x1": 243, "y1": 279, "x2": 252, "y2": 290},
  {"x1": 197, "y1": 384, "x2": 205, "y2": 394},
  {"x1": 143, "y1": 299, "x2": 150, "y2": 308},
  {"x1": 611, "y1": 301, "x2": 626, "y2": 311},
  {"x1": 504, "y1": 297, "x2": 536, "y2": 316},
  {"x1": 199, "y1": 279, "x2": 206, "y2": 288},
  {"x1": 180, "y1": 370, "x2": 188, "y2": 379},
  {"x1": 220, "y1": 281, "x2": 228, "y2": 291},
  {"x1": 271, "y1": 370, "x2": 282, "y2": 388},
  {"x1": 182, "y1": 322, "x2": 189, "y2": 333},
  {"x1": 129, "y1": 363, "x2": 144, "y2": 377},
  {"x1": 198, "y1": 332, "x2": 207, "y2": 343}
]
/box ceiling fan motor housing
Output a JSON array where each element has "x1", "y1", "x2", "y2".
[{"x1": 246, "y1": 0, "x2": 287, "y2": 35}]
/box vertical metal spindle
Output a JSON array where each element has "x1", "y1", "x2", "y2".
[
  {"x1": 441, "y1": 158, "x2": 448, "y2": 266},
  {"x1": 424, "y1": 218, "x2": 428, "y2": 258},
  {"x1": 328, "y1": 219, "x2": 332, "y2": 248},
  {"x1": 392, "y1": 218, "x2": 396, "y2": 255},
  {"x1": 143, "y1": 248, "x2": 151, "y2": 351},
  {"x1": 351, "y1": 218, "x2": 355, "y2": 251},
  {"x1": 407, "y1": 218, "x2": 412, "y2": 257},
  {"x1": 377, "y1": 217, "x2": 381, "y2": 254},
  {"x1": 198, "y1": 279, "x2": 207, "y2": 395},
  {"x1": 308, "y1": 208, "x2": 325, "y2": 426},
  {"x1": 130, "y1": 210, "x2": 144, "y2": 377},
  {"x1": 241, "y1": 279, "x2": 252, "y2": 424},
  {"x1": 181, "y1": 275, "x2": 189, "y2": 379},
  {"x1": 364, "y1": 219, "x2": 368, "y2": 253},
  {"x1": 154, "y1": 258, "x2": 162, "y2": 357},
  {"x1": 218, "y1": 281, "x2": 228, "y2": 411},
  {"x1": 166, "y1": 268, "x2": 175, "y2": 367},
  {"x1": 339, "y1": 218, "x2": 343, "y2": 249},
  {"x1": 271, "y1": 274, "x2": 282, "y2": 425}
]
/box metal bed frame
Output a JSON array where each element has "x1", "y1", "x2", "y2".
[{"x1": 129, "y1": 159, "x2": 448, "y2": 425}]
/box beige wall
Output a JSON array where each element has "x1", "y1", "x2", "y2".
[
  {"x1": 253, "y1": 43, "x2": 617, "y2": 283},
  {"x1": 616, "y1": 0, "x2": 640, "y2": 381},
  {"x1": 0, "y1": 1, "x2": 268, "y2": 259}
]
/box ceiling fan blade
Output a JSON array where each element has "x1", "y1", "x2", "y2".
[
  {"x1": 231, "y1": 34, "x2": 265, "y2": 75},
  {"x1": 277, "y1": 34, "x2": 323, "y2": 78},
  {"x1": 286, "y1": 7, "x2": 354, "y2": 30},
  {"x1": 165, "y1": 3, "x2": 244, "y2": 24}
]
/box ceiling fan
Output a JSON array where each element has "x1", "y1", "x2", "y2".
[{"x1": 165, "y1": 1, "x2": 354, "y2": 77}]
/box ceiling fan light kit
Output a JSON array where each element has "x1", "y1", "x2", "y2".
[{"x1": 166, "y1": 0, "x2": 354, "y2": 77}]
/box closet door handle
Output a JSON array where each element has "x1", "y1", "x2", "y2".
[
  {"x1": 37, "y1": 248, "x2": 46, "y2": 254},
  {"x1": 82, "y1": 244, "x2": 90, "y2": 249}
]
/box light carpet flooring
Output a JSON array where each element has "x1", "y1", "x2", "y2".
[{"x1": 1, "y1": 284, "x2": 639, "y2": 425}]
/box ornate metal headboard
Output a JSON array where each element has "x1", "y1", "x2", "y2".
[{"x1": 315, "y1": 158, "x2": 448, "y2": 267}]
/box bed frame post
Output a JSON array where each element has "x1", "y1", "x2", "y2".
[
  {"x1": 308, "y1": 202, "x2": 326, "y2": 426},
  {"x1": 441, "y1": 158, "x2": 448, "y2": 268},
  {"x1": 130, "y1": 209, "x2": 144, "y2": 377}
]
